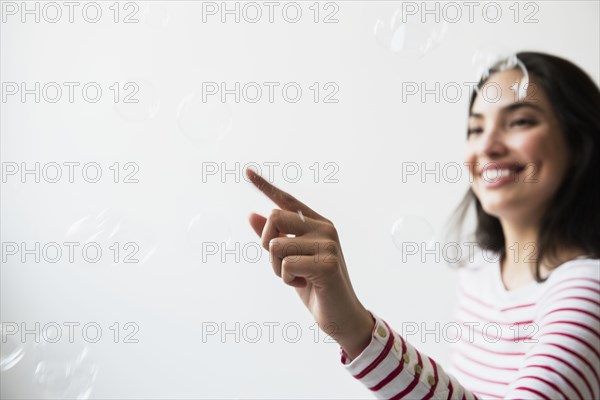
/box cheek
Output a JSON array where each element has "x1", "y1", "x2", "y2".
[
  {"x1": 513, "y1": 129, "x2": 567, "y2": 189},
  {"x1": 508, "y1": 129, "x2": 546, "y2": 168},
  {"x1": 464, "y1": 142, "x2": 478, "y2": 169}
]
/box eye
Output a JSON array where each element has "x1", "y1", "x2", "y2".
[
  {"x1": 468, "y1": 127, "x2": 483, "y2": 135},
  {"x1": 509, "y1": 118, "x2": 535, "y2": 127}
]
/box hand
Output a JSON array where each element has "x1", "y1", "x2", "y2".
[{"x1": 246, "y1": 168, "x2": 375, "y2": 359}]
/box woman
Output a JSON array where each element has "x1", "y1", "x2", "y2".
[{"x1": 246, "y1": 52, "x2": 600, "y2": 399}]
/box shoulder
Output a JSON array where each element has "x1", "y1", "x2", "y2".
[
  {"x1": 547, "y1": 256, "x2": 600, "y2": 276},
  {"x1": 543, "y1": 257, "x2": 600, "y2": 291},
  {"x1": 536, "y1": 257, "x2": 600, "y2": 329}
]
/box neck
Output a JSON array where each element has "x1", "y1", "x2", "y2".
[
  {"x1": 500, "y1": 218, "x2": 541, "y2": 288},
  {"x1": 498, "y1": 216, "x2": 586, "y2": 290}
]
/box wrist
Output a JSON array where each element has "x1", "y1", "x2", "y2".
[{"x1": 338, "y1": 308, "x2": 376, "y2": 360}]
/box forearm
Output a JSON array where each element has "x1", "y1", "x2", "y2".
[{"x1": 336, "y1": 308, "x2": 376, "y2": 360}]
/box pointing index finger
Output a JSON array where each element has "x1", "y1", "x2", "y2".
[{"x1": 245, "y1": 168, "x2": 328, "y2": 223}]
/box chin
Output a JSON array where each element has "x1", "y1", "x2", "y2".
[{"x1": 477, "y1": 196, "x2": 514, "y2": 217}]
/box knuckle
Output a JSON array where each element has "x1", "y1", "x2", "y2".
[
  {"x1": 319, "y1": 222, "x2": 338, "y2": 238},
  {"x1": 321, "y1": 240, "x2": 339, "y2": 255},
  {"x1": 269, "y1": 208, "x2": 280, "y2": 219}
]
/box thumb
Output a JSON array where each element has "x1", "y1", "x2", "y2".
[{"x1": 248, "y1": 212, "x2": 267, "y2": 237}]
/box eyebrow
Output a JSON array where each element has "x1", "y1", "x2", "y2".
[{"x1": 470, "y1": 102, "x2": 545, "y2": 119}]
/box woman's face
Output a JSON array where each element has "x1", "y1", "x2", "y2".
[{"x1": 464, "y1": 69, "x2": 570, "y2": 223}]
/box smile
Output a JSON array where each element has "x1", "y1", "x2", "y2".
[{"x1": 479, "y1": 163, "x2": 526, "y2": 189}]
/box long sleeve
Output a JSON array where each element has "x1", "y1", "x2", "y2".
[
  {"x1": 339, "y1": 310, "x2": 474, "y2": 400},
  {"x1": 339, "y1": 265, "x2": 600, "y2": 399}
]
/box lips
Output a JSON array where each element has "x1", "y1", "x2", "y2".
[
  {"x1": 477, "y1": 162, "x2": 526, "y2": 188},
  {"x1": 478, "y1": 162, "x2": 525, "y2": 178}
]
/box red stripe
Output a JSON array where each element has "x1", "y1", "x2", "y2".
[
  {"x1": 421, "y1": 357, "x2": 439, "y2": 400},
  {"x1": 519, "y1": 375, "x2": 568, "y2": 399},
  {"x1": 540, "y1": 284, "x2": 600, "y2": 307},
  {"x1": 543, "y1": 320, "x2": 600, "y2": 340},
  {"x1": 341, "y1": 352, "x2": 347, "y2": 364},
  {"x1": 458, "y1": 335, "x2": 526, "y2": 356},
  {"x1": 545, "y1": 342, "x2": 600, "y2": 382},
  {"x1": 353, "y1": 320, "x2": 394, "y2": 379},
  {"x1": 453, "y1": 363, "x2": 510, "y2": 385},
  {"x1": 458, "y1": 304, "x2": 533, "y2": 326},
  {"x1": 459, "y1": 286, "x2": 536, "y2": 313},
  {"x1": 369, "y1": 358, "x2": 404, "y2": 392},
  {"x1": 445, "y1": 379, "x2": 453, "y2": 400},
  {"x1": 455, "y1": 318, "x2": 534, "y2": 342},
  {"x1": 525, "y1": 353, "x2": 595, "y2": 398},
  {"x1": 551, "y1": 295, "x2": 600, "y2": 307},
  {"x1": 539, "y1": 331, "x2": 600, "y2": 361},
  {"x1": 369, "y1": 334, "x2": 408, "y2": 391},
  {"x1": 459, "y1": 286, "x2": 539, "y2": 312},
  {"x1": 471, "y1": 391, "x2": 500, "y2": 399},
  {"x1": 524, "y1": 363, "x2": 584, "y2": 399},
  {"x1": 454, "y1": 348, "x2": 518, "y2": 371},
  {"x1": 390, "y1": 350, "x2": 424, "y2": 400},
  {"x1": 500, "y1": 302, "x2": 536, "y2": 312},
  {"x1": 513, "y1": 386, "x2": 551, "y2": 400},
  {"x1": 540, "y1": 307, "x2": 600, "y2": 323}
]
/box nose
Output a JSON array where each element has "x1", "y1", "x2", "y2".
[{"x1": 478, "y1": 123, "x2": 507, "y2": 158}]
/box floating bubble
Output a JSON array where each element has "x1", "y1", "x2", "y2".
[
  {"x1": 66, "y1": 209, "x2": 157, "y2": 266},
  {"x1": 109, "y1": 219, "x2": 158, "y2": 265},
  {"x1": 113, "y1": 79, "x2": 160, "y2": 122},
  {"x1": 471, "y1": 48, "x2": 507, "y2": 81},
  {"x1": 33, "y1": 343, "x2": 98, "y2": 400},
  {"x1": 142, "y1": 3, "x2": 170, "y2": 28},
  {"x1": 177, "y1": 92, "x2": 233, "y2": 144},
  {"x1": 374, "y1": 8, "x2": 448, "y2": 59},
  {"x1": 470, "y1": 46, "x2": 529, "y2": 101},
  {"x1": 187, "y1": 211, "x2": 232, "y2": 251},
  {"x1": 0, "y1": 325, "x2": 26, "y2": 371},
  {"x1": 391, "y1": 215, "x2": 435, "y2": 251},
  {"x1": 66, "y1": 209, "x2": 123, "y2": 245}
]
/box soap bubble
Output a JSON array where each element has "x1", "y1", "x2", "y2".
[
  {"x1": 66, "y1": 209, "x2": 123, "y2": 245},
  {"x1": 1, "y1": 325, "x2": 26, "y2": 371},
  {"x1": 66, "y1": 209, "x2": 157, "y2": 266},
  {"x1": 177, "y1": 92, "x2": 233, "y2": 145},
  {"x1": 113, "y1": 79, "x2": 160, "y2": 122},
  {"x1": 109, "y1": 219, "x2": 158, "y2": 265},
  {"x1": 391, "y1": 215, "x2": 435, "y2": 251},
  {"x1": 470, "y1": 46, "x2": 529, "y2": 101},
  {"x1": 33, "y1": 341, "x2": 98, "y2": 400},
  {"x1": 374, "y1": 8, "x2": 448, "y2": 58}
]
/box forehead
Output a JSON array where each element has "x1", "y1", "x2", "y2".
[{"x1": 471, "y1": 69, "x2": 548, "y2": 115}]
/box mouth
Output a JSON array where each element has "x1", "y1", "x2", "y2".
[{"x1": 477, "y1": 162, "x2": 527, "y2": 188}]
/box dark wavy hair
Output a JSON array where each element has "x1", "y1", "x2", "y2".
[{"x1": 448, "y1": 51, "x2": 600, "y2": 281}]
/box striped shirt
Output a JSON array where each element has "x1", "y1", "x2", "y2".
[{"x1": 340, "y1": 256, "x2": 600, "y2": 399}]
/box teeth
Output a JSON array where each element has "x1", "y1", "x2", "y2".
[{"x1": 482, "y1": 168, "x2": 516, "y2": 180}]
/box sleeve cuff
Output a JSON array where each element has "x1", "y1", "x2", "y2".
[
  {"x1": 339, "y1": 310, "x2": 398, "y2": 373},
  {"x1": 338, "y1": 310, "x2": 452, "y2": 399}
]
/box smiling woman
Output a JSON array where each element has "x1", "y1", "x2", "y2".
[{"x1": 246, "y1": 51, "x2": 600, "y2": 399}]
